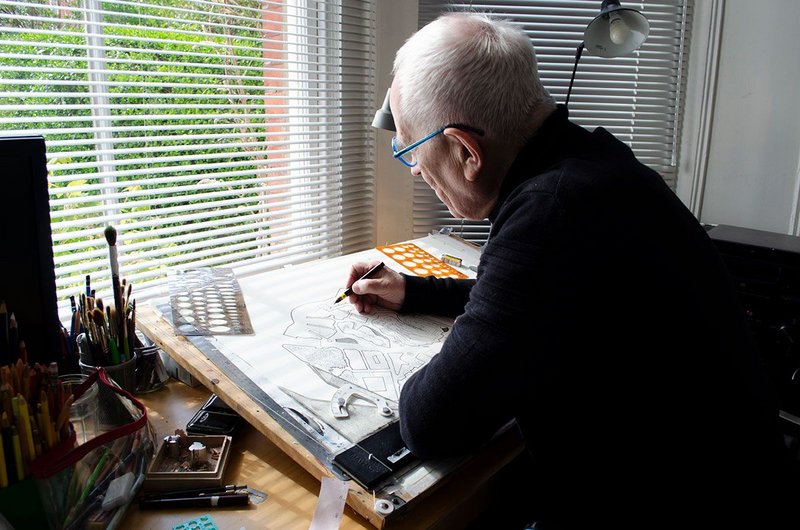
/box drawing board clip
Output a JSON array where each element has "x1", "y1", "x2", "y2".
[{"x1": 331, "y1": 384, "x2": 394, "y2": 419}]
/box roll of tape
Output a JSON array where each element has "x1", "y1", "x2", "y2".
[{"x1": 374, "y1": 498, "x2": 394, "y2": 515}]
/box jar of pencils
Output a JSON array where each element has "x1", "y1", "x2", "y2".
[
  {"x1": 71, "y1": 263, "x2": 140, "y2": 397},
  {"x1": 77, "y1": 334, "x2": 137, "y2": 396},
  {"x1": 0, "y1": 359, "x2": 77, "y2": 529}
]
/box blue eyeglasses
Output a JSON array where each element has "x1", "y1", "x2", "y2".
[{"x1": 392, "y1": 123, "x2": 485, "y2": 168}]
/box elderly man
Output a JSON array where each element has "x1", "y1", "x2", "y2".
[{"x1": 344, "y1": 13, "x2": 788, "y2": 529}]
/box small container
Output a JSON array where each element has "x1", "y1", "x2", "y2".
[
  {"x1": 58, "y1": 374, "x2": 100, "y2": 444},
  {"x1": 134, "y1": 333, "x2": 169, "y2": 393},
  {"x1": 75, "y1": 332, "x2": 138, "y2": 395},
  {"x1": 77, "y1": 346, "x2": 138, "y2": 430},
  {"x1": 164, "y1": 434, "x2": 181, "y2": 458},
  {"x1": 143, "y1": 435, "x2": 233, "y2": 493},
  {"x1": 188, "y1": 441, "x2": 208, "y2": 468},
  {"x1": 79, "y1": 351, "x2": 137, "y2": 396}
]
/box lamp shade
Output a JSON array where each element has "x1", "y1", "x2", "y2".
[
  {"x1": 584, "y1": 0, "x2": 649, "y2": 58},
  {"x1": 372, "y1": 88, "x2": 396, "y2": 131}
]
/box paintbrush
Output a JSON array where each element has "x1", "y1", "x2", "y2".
[
  {"x1": 105, "y1": 306, "x2": 121, "y2": 365},
  {"x1": 90, "y1": 308, "x2": 108, "y2": 362},
  {"x1": 104, "y1": 226, "x2": 126, "y2": 363}
]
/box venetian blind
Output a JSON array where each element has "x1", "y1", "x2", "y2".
[
  {"x1": 416, "y1": 0, "x2": 692, "y2": 242},
  {"x1": 0, "y1": 0, "x2": 376, "y2": 315}
]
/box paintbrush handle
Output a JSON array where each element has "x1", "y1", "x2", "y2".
[{"x1": 108, "y1": 246, "x2": 126, "y2": 358}]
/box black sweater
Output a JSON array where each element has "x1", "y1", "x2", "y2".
[{"x1": 398, "y1": 107, "x2": 785, "y2": 526}]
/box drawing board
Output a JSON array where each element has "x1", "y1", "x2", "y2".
[{"x1": 193, "y1": 234, "x2": 478, "y2": 452}]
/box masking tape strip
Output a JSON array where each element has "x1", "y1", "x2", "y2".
[{"x1": 308, "y1": 477, "x2": 350, "y2": 530}]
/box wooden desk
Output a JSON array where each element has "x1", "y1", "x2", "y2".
[
  {"x1": 135, "y1": 304, "x2": 525, "y2": 529},
  {"x1": 120, "y1": 379, "x2": 373, "y2": 530}
]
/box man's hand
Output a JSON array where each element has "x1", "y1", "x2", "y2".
[{"x1": 344, "y1": 260, "x2": 405, "y2": 314}]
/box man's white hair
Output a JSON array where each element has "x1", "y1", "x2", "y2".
[{"x1": 393, "y1": 13, "x2": 555, "y2": 144}]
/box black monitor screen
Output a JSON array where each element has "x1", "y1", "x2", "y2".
[{"x1": 0, "y1": 136, "x2": 60, "y2": 364}]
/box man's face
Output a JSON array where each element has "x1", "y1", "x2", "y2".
[{"x1": 390, "y1": 81, "x2": 478, "y2": 219}]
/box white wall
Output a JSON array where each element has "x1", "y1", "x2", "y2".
[
  {"x1": 373, "y1": 1, "x2": 418, "y2": 245},
  {"x1": 678, "y1": 0, "x2": 800, "y2": 234}
]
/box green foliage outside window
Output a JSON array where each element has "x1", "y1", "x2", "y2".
[{"x1": 0, "y1": 0, "x2": 276, "y2": 293}]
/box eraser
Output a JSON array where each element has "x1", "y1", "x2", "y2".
[
  {"x1": 102, "y1": 471, "x2": 136, "y2": 511},
  {"x1": 172, "y1": 514, "x2": 218, "y2": 530},
  {"x1": 441, "y1": 253, "x2": 462, "y2": 267}
]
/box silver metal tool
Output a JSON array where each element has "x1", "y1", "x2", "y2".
[{"x1": 331, "y1": 383, "x2": 394, "y2": 419}]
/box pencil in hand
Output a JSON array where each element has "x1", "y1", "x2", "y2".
[{"x1": 334, "y1": 262, "x2": 385, "y2": 304}]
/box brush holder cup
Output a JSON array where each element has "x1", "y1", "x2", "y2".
[{"x1": 76, "y1": 332, "x2": 138, "y2": 395}]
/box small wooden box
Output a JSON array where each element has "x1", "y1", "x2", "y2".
[{"x1": 143, "y1": 434, "x2": 232, "y2": 492}]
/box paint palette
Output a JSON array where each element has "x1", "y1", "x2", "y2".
[
  {"x1": 168, "y1": 268, "x2": 254, "y2": 336},
  {"x1": 377, "y1": 243, "x2": 468, "y2": 279}
]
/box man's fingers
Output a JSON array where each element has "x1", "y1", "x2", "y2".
[{"x1": 345, "y1": 260, "x2": 382, "y2": 289}]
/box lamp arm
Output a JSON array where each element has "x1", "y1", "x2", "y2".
[{"x1": 565, "y1": 41, "x2": 585, "y2": 108}]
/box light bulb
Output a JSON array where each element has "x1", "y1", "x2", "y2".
[{"x1": 608, "y1": 12, "x2": 631, "y2": 45}]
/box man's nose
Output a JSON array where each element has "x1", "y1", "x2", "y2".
[{"x1": 410, "y1": 163, "x2": 421, "y2": 177}]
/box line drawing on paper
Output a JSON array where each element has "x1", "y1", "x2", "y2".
[
  {"x1": 282, "y1": 299, "x2": 452, "y2": 403},
  {"x1": 199, "y1": 236, "x2": 477, "y2": 445}
]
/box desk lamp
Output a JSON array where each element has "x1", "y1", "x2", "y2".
[
  {"x1": 372, "y1": 89, "x2": 396, "y2": 132},
  {"x1": 566, "y1": 0, "x2": 650, "y2": 107}
]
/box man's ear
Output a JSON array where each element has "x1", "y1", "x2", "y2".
[{"x1": 443, "y1": 127, "x2": 482, "y2": 182}]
